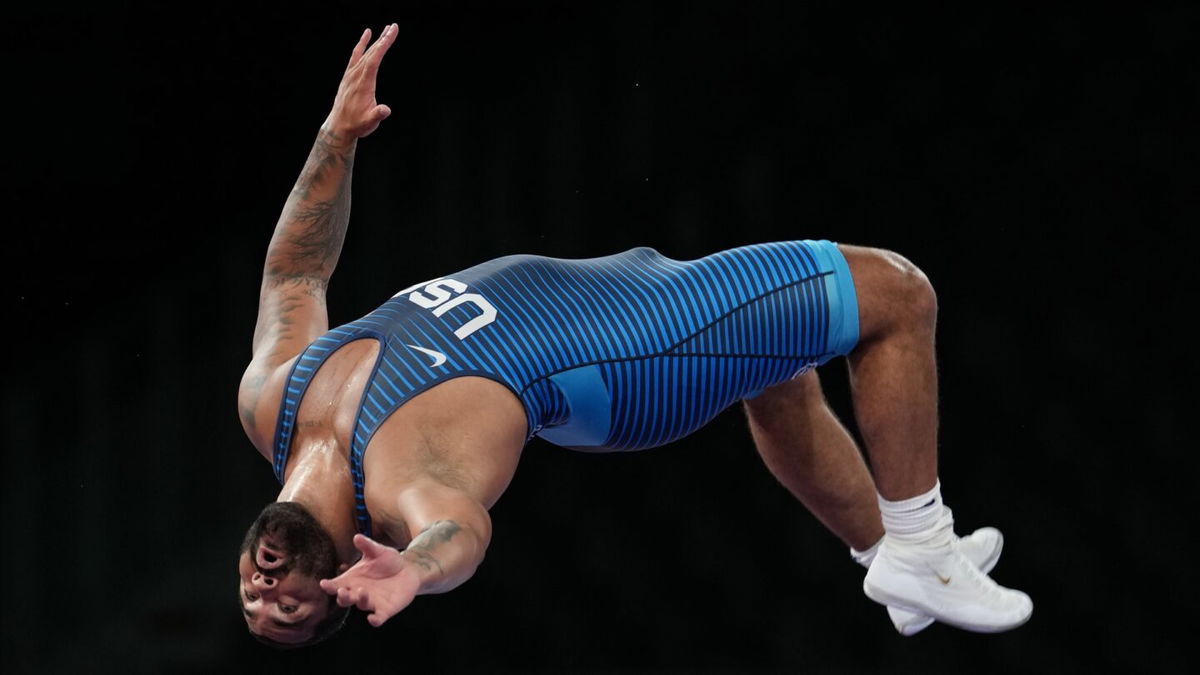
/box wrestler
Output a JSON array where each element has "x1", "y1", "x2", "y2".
[{"x1": 235, "y1": 24, "x2": 1031, "y2": 647}]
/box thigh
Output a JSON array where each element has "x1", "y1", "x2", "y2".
[{"x1": 742, "y1": 369, "x2": 825, "y2": 421}]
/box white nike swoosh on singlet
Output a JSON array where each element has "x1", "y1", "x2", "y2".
[{"x1": 406, "y1": 344, "x2": 448, "y2": 367}]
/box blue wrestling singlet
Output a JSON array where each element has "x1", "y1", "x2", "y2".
[{"x1": 273, "y1": 240, "x2": 860, "y2": 534}]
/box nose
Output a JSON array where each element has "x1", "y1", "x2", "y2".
[{"x1": 252, "y1": 572, "x2": 278, "y2": 590}]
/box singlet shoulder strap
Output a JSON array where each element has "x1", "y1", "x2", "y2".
[
  {"x1": 271, "y1": 325, "x2": 380, "y2": 483},
  {"x1": 346, "y1": 334, "x2": 392, "y2": 536}
]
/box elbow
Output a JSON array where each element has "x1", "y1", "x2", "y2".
[
  {"x1": 466, "y1": 516, "x2": 491, "y2": 572},
  {"x1": 467, "y1": 507, "x2": 493, "y2": 552},
  {"x1": 435, "y1": 512, "x2": 492, "y2": 567},
  {"x1": 409, "y1": 516, "x2": 491, "y2": 594}
]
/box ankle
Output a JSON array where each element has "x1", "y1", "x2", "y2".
[
  {"x1": 878, "y1": 480, "x2": 954, "y2": 550},
  {"x1": 851, "y1": 537, "x2": 884, "y2": 568}
]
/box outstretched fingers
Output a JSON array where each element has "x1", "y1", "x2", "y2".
[
  {"x1": 334, "y1": 584, "x2": 398, "y2": 628},
  {"x1": 331, "y1": 583, "x2": 371, "y2": 609},
  {"x1": 353, "y1": 532, "x2": 388, "y2": 557},
  {"x1": 345, "y1": 23, "x2": 395, "y2": 73},
  {"x1": 362, "y1": 23, "x2": 398, "y2": 76},
  {"x1": 317, "y1": 534, "x2": 411, "y2": 627},
  {"x1": 347, "y1": 28, "x2": 371, "y2": 68}
]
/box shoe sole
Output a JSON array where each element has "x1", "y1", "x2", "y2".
[{"x1": 865, "y1": 579, "x2": 1032, "y2": 634}]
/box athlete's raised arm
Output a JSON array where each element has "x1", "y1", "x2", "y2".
[{"x1": 239, "y1": 24, "x2": 398, "y2": 444}]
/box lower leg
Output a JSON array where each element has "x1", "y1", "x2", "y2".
[
  {"x1": 743, "y1": 370, "x2": 883, "y2": 551},
  {"x1": 838, "y1": 245, "x2": 1032, "y2": 631},
  {"x1": 840, "y1": 245, "x2": 940, "y2": 501}
]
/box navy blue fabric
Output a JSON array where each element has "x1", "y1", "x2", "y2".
[{"x1": 272, "y1": 240, "x2": 858, "y2": 535}]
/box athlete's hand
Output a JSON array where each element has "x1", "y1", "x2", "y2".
[
  {"x1": 319, "y1": 533, "x2": 421, "y2": 627},
  {"x1": 323, "y1": 24, "x2": 398, "y2": 139}
]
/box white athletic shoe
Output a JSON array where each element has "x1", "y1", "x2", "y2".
[
  {"x1": 864, "y1": 530, "x2": 1033, "y2": 633},
  {"x1": 886, "y1": 527, "x2": 1003, "y2": 635}
]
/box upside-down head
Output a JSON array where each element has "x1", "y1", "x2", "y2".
[{"x1": 236, "y1": 502, "x2": 350, "y2": 647}]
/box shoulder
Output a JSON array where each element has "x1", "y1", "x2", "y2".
[{"x1": 238, "y1": 356, "x2": 296, "y2": 460}]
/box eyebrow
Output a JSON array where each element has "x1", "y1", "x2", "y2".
[{"x1": 241, "y1": 600, "x2": 306, "y2": 628}]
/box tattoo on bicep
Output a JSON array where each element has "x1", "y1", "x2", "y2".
[
  {"x1": 255, "y1": 300, "x2": 295, "y2": 347},
  {"x1": 263, "y1": 276, "x2": 327, "y2": 297},
  {"x1": 403, "y1": 520, "x2": 463, "y2": 576},
  {"x1": 255, "y1": 283, "x2": 326, "y2": 357}
]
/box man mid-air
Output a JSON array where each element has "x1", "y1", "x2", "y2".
[{"x1": 235, "y1": 24, "x2": 1032, "y2": 647}]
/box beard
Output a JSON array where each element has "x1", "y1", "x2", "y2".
[{"x1": 240, "y1": 501, "x2": 339, "y2": 579}]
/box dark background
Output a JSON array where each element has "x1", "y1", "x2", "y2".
[{"x1": 4, "y1": 1, "x2": 1195, "y2": 673}]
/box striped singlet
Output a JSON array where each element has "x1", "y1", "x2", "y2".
[{"x1": 272, "y1": 239, "x2": 860, "y2": 534}]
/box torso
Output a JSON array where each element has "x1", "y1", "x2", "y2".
[
  {"x1": 244, "y1": 240, "x2": 852, "y2": 538},
  {"x1": 247, "y1": 338, "x2": 526, "y2": 543}
]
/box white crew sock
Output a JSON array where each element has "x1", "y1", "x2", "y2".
[
  {"x1": 850, "y1": 537, "x2": 883, "y2": 568},
  {"x1": 878, "y1": 480, "x2": 953, "y2": 550}
]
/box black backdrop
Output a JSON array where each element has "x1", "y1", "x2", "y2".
[{"x1": 5, "y1": 2, "x2": 1195, "y2": 673}]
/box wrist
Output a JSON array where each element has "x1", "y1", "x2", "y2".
[{"x1": 318, "y1": 116, "x2": 360, "y2": 150}]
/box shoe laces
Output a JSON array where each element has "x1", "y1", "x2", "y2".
[
  {"x1": 931, "y1": 509, "x2": 1014, "y2": 603},
  {"x1": 946, "y1": 542, "x2": 1011, "y2": 602}
]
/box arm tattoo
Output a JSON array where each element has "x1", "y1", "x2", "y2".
[
  {"x1": 265, "y1": 128, "x2": 356, "y2": 281},
  {"x1": 402, "y1": 520, "x2": 463, "y2": 576},
  {"x1": 252, "y1": 284, "x2": 324, "y2": 359},
  {"x1": 294, "y1": 129, "x2": 352, "y2": 200},
  {"x1": 239, "y1": 371, "x2": 267, "y2": 430},
  {"x1": 402, "y1": 548, "x2": 444, "y2": 575}
]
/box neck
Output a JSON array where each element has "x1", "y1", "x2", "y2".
[{"x1": 278, "y1": 446, "x2": 359, "y2": 564}]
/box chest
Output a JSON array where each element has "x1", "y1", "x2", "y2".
[{"x1": 275, "y1": 338, "x2": 382, "y2": 465}]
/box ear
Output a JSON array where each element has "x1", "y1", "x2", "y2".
[{"x1": 336, "y1": 562, "x2": 351, "y2": 575}]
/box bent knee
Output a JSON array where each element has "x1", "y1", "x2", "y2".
[
  {"x1": 876, "y1": 249, "x2": 937, "y2": 319},
  {"x1": 839, "y1": 245, "x2": 937, "y2": 337}
]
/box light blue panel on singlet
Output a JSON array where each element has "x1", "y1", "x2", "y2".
[
  {"x1": 272, "y1": 240, "x2": 861, "y2": 535},
  {"x1": 808, "y1": 239, "x2": 860, "y2": 359},
  {"x1": 537, "y1": 365, "x2": 612, "y2": 449}
]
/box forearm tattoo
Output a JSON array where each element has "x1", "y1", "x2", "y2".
[
  {"x1": 265, "y1": 128, "x2": 356, "y2": 281},
  {"x1": 402, "y1": 520, "x2": 463, "y2": 576}
]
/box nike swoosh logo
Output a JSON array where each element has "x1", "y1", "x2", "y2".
[
  {"x1": 935, "y1": 573, "x2": 952, "y2": 585},
  {"x1": 406, "y1": 344, "x2": 447, "y2": 367}
]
